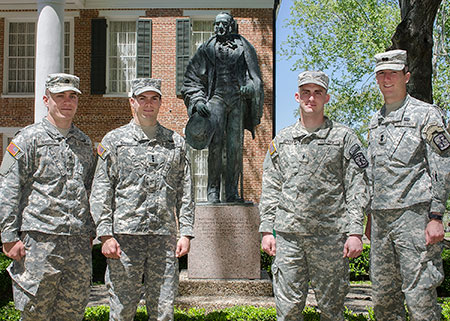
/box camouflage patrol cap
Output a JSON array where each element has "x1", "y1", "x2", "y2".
[
  {"x1": 374, "y1": 49, "x2": 407, "y2": 73},
  {"x1": 131, "y1": 78, "x2": 162, "y2": 96},
  {"x1": 297, "y1": 71, "x2": 329, "y2": 91},
  {"x1": 45, "y1": 73, "x2": 81, "y2": 94}
]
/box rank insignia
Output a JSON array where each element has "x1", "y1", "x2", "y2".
[
  {"x1": 97, "y1": 143, "x2": 106, "y2": 157},
  {"x1": 269, "y1": 141, "x2": 277, "y2": 155},
  {"x1": 349, "y1": 143, "x2": 368, "y2": 168},
  {"x1": 6, "y1": 142, "x2": 20, "y2": 157},
  {"x1": 424, "y1": 123, "x2": 450, "y2": 153}
]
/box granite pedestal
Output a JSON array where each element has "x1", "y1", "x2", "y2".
[{"x1": 188, "y1": 203, "x2": 261, "y2": 279}]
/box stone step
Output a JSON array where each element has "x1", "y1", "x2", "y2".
[
  {"x1": 178, "y1": 270, "x2": 273, "y2": 297},
  {"x1": 175, "y1": 295, "x2": 275, "y2": 312}
]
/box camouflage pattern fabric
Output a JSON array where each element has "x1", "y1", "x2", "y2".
[
  {"x1": 259, "y1": 117, "x2": 369, "y2": 236},
  {"x1": 90, "y1": 120, "x2": 194, "y2": 238},
  {"x1": 90, "y1": 120, "x2": 194, "y2": 320},
  {"x1": 106, "y1": 234, "x2": 178, "y2": 321},
  {"x1": 0, "y1": 117, "x2": 94, "y2": 320},
  {"x1": 259, "y1": 117, "x2": 369, "y2": 320},
  {"x1": 370, "y1": 205, "x2": 443, "y2": 321},
  {"x1": 9, "y1": 232, "x2": 92, "y2": 321},
  {"x1": 273, "y1": 232, "x2": 349, "y2": 321},
  {"x1": 367, "y1": 95, "x2": 450, "y2": 321},
  {"x1": 0, "y1": 118, "x2": 95, "y2": 243},
  {"x1": 367, "y1": 95, "x2": 449, "y2": 213}
]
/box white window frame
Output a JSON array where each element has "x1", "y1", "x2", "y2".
[{"x1": 2, "y1": 16, "x2": 75, "y2": 98}]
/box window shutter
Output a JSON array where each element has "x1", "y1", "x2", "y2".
[
  {"x1": 176, "y1": 19, "x2": 190, "y2": 96},
  {"x1": 91, "y1": 19, "x2": 107, "y2": 94},
  {"x1": 137, "y1": 19, "x2": 152, "y2": 78}
]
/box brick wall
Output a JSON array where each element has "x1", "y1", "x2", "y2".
[{"x1": 0, "y1": 8, "x2": 274, "y2": 203}]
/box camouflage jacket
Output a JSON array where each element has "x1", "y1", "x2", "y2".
[
  {"x1": 0, "y1": 118, "x2": 95, "y2": 243},
  {"x1": 259, "y1": 117, "x2": 369, "y2": 236},
  {"x1": 90, "y1": 120, "x2": 195, "y2": 238},
  {"x1": 367, "y1": 95, "x2": 450, "y2": 213}
]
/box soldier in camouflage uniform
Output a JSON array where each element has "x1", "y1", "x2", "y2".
[
  {"x1": 366, "y1": 50, "x2": 450, "y2": 321},
  {"x1": 259, "y1": 71, "x2": 369, "y2": 321},
  {"x1": 90, "y1": 78, "x2": 194, "y2": 321},
  {"x1": 0, "y1": 73, "x2": 95, "y2": 321}
]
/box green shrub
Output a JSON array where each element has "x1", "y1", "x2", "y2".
[
  {"x1": 0, "y1": 254, "x2": 12, "y2": 305},
  {"x1": 260, "y1": 249, "x2": 273, "y2": 275},
  {"x1": 438, "y1": 249, "x2": 450, "y2": 297},
  {"x1": 349, "y1": 244, "x2": 370, "y2": 281}
]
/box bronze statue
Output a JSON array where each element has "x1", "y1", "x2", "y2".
[{"x1": 182, "y1": 12, "x2": 264, "y2": 203}]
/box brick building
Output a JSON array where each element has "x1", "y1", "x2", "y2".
[{"x1": 0, "y1": 0, "x2": 279, "y2": 203}]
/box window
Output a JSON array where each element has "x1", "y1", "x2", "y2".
[
  {"x1": 91, "y1": 17, "x2": 152, "y2": 95},
  {"x1": 6, "y1": 22, "x2": 35, "y2": 94},
  {"x1": 107, "y1": 21, "x2": 136, "y2": 94},
  {"x1": 191, "y1": 20, "x2": 214, "y2": 54},
  {"x1": 4, "y1": 20, "x2": 73, "y2": 95}
]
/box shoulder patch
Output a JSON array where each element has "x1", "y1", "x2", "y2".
[
  {"x1": 7, "y1": 142, "x2": 21, "y2": 158},
  {"x1": 269, "y1": 141, "x2": 277, "y2": 156},
  {"x1": 349, "y1": 143, "x2": 368, "y2": 169},
  {"x1": 424, "y1": 123, "x2": 450, "y2": 153},
  {"x1": 97, "y1": 143, "x2": 108, "y2": 159}
]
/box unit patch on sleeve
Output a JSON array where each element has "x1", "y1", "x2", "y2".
[
  {"x1": 269, "y1": 141, "x2": 277, "y2": 156},
  {"x1": 349, "y1": 143, "x2": 368, "y2": 168},
  {"x1": 7, "y1": 142, "x2": 20, "y2": 158},
  {"x1": 97, "y1": 143, "x2": 107, "y2": 159},
  {"x1": 424, "y1": 123, "x2": 450, "y2": 153}
]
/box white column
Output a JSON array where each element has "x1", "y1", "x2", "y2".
[{"x1": 34, "y1": 0, "x2": 65, "y2": 123}]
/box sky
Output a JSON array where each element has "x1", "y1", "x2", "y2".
[{"x1": 275, "y1": 0, "x2": 299, "y2": 133}]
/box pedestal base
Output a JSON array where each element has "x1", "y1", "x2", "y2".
[{"x1": 188, "y1": 203, "x2": 261, "y2": 279}]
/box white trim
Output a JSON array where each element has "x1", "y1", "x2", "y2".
[
  {"x1": 0, "y1": 11, "x2": 80, "y2": 18},
  {"x1": 85, "y1": 0, "x2": 274, "y2": 9},
  {"x1": 98, "y1": 10, "x2": 146, "y2": 19},
  {"x1": 3, "y1": 17, "x2": 74, "y2": 95}
]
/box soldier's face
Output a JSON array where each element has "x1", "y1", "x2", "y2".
[
  {"x1": 130, "y1": 91, "x2": 161, "y2": 126},
  {"x1": 214, "y1": 15, "x2": 232, "y2": 37},
  {"x1": 43, "y1": 90, "x2": 78, "y2": 125},
  {"x1": 375, "y1": 69, "x2": 410, "y2": 104},
  {"x1": 295, "y1": 84, "x2": 330, "y2": 116}
]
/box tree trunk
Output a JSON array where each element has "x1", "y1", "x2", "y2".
[{"x1": 389, "y1": 0, "x2": 442, "y2": 103}]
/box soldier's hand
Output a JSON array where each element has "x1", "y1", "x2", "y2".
[
  {"x1": 240, "y1": 85, "x2": 254, "y2": 98},
  {"x1": 176, "y1": 236, "x2": 191, "y2": 258},
  {"x1": 261, "y1": 233, "x2": 276, "y2": 256},
  {"x1": 196, "y1": 102, "x2": 211, "y2": 118},
  {"x1": 101, "y1": 236, "x2": 121, "y2": 259},
  {"x1": 425, "y1": 216, "x2": 444, "y2": 246},
  {"x1": 3, "y1": 240, "x2": 25, "y2": 261},
  {"x1": 343, "y1": 235, "x2": 363, "y2": 258}
]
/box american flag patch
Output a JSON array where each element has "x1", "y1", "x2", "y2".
[
  {"x1": 7, "y1": 142, "x2": 20, "y2": 157},
  {"x1": 97, "y1": 143, "x2": 106, "y2": 157}
]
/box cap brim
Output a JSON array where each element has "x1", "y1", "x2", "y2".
[
  {"x1": 134, "y1": 87, "x2": 162, "y2": 96},
  {"x1": 298, "y1": 80, "x2": 328, "y2": 90},
  {"x1": 48, "y1": 86, "x2": 82, "y2": 94},
  {"x1": 374, "y1": 63, "x2": 405, "y2": 73}
]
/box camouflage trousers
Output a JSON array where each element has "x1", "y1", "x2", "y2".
[
  {"x1": 272, "y1": 232, "x2": 349, "y2": 321},
  {"x1": 370, "y1": 204, "x2": 444, "y2": 321},
  {"x1": 7, "y1": 232, "x2": 92, "y2": 321},
  {"x1": 106, "y1": 234, "x2": 178, "y2": 321}
]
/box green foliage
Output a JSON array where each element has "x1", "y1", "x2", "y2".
[
  {"x1": 282, "y1": 0, "x2": 450, "y2": 135},
  {"x1": 0, "y1": 254, "x2": 12, "y2": 305},
  {"x1": 438, "y1": 249, "x2": 450, "y2": 297},
  {"x1": 349, "y1": 244, "x2": 370, "y2": 281},
  {"x1": 260, "y1": 249, "x2": 273, "y2": 275},
  {"x1": 0, "y1": 302, "x2": 20, "y2": 321},
  {"x1": 83, "y1": 305, "x2": 109, "y2": 321}
]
